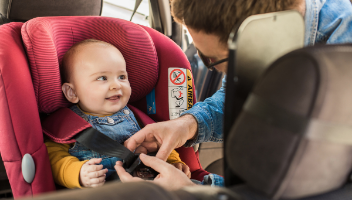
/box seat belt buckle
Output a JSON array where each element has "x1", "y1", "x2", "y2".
[{"x1": 123, "y1": 153, "x2": 159, "y2": 180}]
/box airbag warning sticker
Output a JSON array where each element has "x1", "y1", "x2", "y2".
[{"x1": 168, "y1": 68, "x2": 193, "y2": 120}]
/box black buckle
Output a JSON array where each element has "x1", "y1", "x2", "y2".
[{"x1": 123, "y1": 153, "x2": 158, "y2": 180}]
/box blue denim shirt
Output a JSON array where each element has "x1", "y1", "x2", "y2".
[
  {"x1": 68, "y1": 105, "x2": 140, "y2": 177},
  {"x1": 182, "y1": 0, "x2": 352, "y2": 147},
  {"x1": 181, "y1": 0, "x2": 352, "y2": 186}
]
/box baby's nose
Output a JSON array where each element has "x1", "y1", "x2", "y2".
[{"x1": 110, "y1": 80, "x2": 121, "y2": 90}]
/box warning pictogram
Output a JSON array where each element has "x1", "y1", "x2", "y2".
[
  {"x1": 168, "y1": 68, "x2": 193, "y2": 120},
  {"x1": 170, "y1": 69, "x2": 186, "y2": 85}
]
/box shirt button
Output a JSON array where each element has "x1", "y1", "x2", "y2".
[
  {"x1": 107, "y1": 117, "x2": 114, "y2": 124},
  {"x1": 123, "y1": 110, "x2": 130, "y2": 115}
]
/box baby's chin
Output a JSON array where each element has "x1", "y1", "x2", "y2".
[{"x1": 83, "y1": 109, "x2": 119, "y2": 116}]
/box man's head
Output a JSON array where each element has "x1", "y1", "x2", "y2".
[
  {"x1": 171, "y1": 0, "x2": 305, "y2": 72},
  {"x1": 61, "y1": 39, "x2": 131, "y2": 116}
]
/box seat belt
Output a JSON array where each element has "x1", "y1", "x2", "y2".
[
  {"x1": 42, "y1": 107, "x2": 154, "y2": 174},
  {"x1": 130, "y1": 0, "x2": 143, "y2": 21},
  {"x1": 75, "y1": 128, "x2": 140, "y2": 173}
]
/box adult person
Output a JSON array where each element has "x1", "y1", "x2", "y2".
[{"x1": 115, "y1": 0, "x2": 352, "y2": 190}]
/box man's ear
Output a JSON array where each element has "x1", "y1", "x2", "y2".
[{"x1": 62, "y1": 83, "x2": 79, "y2": 103}]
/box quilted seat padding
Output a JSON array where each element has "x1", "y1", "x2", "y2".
[{"x1": 0, "y1": 22, "x2": 55, "y2": 198}]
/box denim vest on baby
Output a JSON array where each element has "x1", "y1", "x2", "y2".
[{"x1": 68, "y1": 105, "x2": 141, "y2": 161}]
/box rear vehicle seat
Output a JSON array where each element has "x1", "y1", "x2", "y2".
[{"x1": 0, "y1": 0, "x2": 102, "y2": 25}]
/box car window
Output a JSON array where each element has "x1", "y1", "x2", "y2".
[{"x1": 102, "y1": 0, "x2": 150, "y2": 27}]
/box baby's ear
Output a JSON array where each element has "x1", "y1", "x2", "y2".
[{"x1": 62, "y1": 83, "x2": 79, "y2": 103}]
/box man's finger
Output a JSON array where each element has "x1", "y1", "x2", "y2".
[
  {"x1": 114, "y1": 161, "x2": 136, "y2": 182},
  {"x1": 139, "y1": 154, "x2": 174, "y2": 174},
  {"x1": 124, "y1": 127, "x2": 153, "y2": 152},
  {"x1": 155, "y1": 140, "x2": 175, "y2": 161},
  {"x1": 134, "y1": 145, "x2": 148, "y2": 154}
]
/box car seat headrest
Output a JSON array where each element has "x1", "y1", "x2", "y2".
[
  {"x1": 0, "y1": 0, "x2": 102, "y2": 22},
  {"x1": 21, "y1": 16, "x2": 159, "y2": 113},
  {"x1": 226, "y1": 44, "x2": 352, "y2": 199}
]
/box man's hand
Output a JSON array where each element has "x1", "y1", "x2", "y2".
[
  {"x1": 79, "y1": 158, "x2": 108, "y2": 188},
  {"x1": 124, "y1": 115, "x2": 198, "y2": 161},
  {"x1": 171, "y1": 162, "x2": 191, "y2": 178},
  {"x1": 115, "y1": 154, "x2": 195, "y2": 190}
]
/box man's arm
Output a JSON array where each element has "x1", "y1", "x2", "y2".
[
  {"x1": 180, "y1": 77, "x2": 226, "y2": 146},
  {"x1": 125, "y1": 114, "x2": 197, "y2": 161},
  {"x1": 125, "y1": 77, "x2": 226, "y2": 160}
]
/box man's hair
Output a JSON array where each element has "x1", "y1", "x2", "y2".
[
  {"x1": 171, "y1": 0, "x2": 300, "y2": 45},
  {"x1": 61, "y1": 39, "x2": 115, "y2": 83}
]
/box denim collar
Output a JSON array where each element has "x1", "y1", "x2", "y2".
[
  {"x1": 304, "y1": 0, "x2": 327, "y2": 46},
  {"x1": 70, "y1": 105, "x2": 130, "y2": 121}
]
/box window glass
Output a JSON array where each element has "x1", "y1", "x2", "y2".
[{"x1": 102, "y1": 0, "x2": 150, "y2": 27}]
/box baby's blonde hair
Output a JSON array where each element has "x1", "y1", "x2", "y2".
[{"x1": 61, "y1": 39, "x2": 116, "y2": 83}]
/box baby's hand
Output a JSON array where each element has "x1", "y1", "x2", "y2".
[
  {"x1": 79, "y1": 158, "x2": 108, "y2": 188},
  {"x1": 171, "y1": 162, "x2": 191, "y2": 178}
]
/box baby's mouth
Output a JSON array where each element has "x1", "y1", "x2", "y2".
[{"x1": 106, "y1": 95, "x2": 121, "y2": 100}]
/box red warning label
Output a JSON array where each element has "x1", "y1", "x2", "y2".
[{"x1": 170, "y1": 69, "x2": 186, "y2": 85}]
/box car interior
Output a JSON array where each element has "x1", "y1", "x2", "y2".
[{"x1": 0, "y1": 0, "x2": 352, "y2": 200}]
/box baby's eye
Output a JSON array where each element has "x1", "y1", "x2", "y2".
[
  {"x1": 118, "y1": 75, "x2": 126, "y2": 80},
  {"x1": 97, "y1": 76, "x2": 107, "y2": 81}
]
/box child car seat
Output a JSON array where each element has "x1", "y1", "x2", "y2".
[{"x1": 0, "y1": 16, "x2": 209, "y2": 198}]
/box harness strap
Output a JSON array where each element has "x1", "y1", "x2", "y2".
[
  {"x1": 75, "y1": 128, "x2": 138, "y2": 169},
  {"x1": 42, "y1": 106, "x2": 142, "y2": 170}
]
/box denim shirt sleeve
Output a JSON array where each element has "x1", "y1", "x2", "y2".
[
  {"x1": 305, "y1": 0, "x2": 352, "y2": 45},
  {"x1": 180, "y1": 76, "x2": 226, "y2": 147},
  {"x1": 201, "y1": 174, "x2": 224, "y2": 187},
  {"x1": 318, "y1": 0, "x2": 352, "y2": 44}
]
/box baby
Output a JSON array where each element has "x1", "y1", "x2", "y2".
[{"x1": 46, "y1": 39, "x2": 190, "y2": 188}]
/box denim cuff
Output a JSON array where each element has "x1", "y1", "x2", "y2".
[
  {"x1": 201, "y1": 174, "x2": 224, "y2": 187},
  {"x1": 181, "y1": 106, "x2": 212, "y2": 147}
]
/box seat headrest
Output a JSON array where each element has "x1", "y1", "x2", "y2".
[
  {"x1": 226, "y1": 44, "x2": 352, "y2": 199},
  {"x1": 1, "y1": 0, "x2": 102, "y2": 22},
  {"x1": 21, "y1": 16, "x2": 159, "y2": 113}
]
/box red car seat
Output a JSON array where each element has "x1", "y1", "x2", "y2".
[{"x1": 0, "y1": 16, "x2": 209, "y2": 198}]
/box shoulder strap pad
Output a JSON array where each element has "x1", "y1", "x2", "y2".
[{"x1": 42, "y1": 107, "x2": 91, "y2": 143}]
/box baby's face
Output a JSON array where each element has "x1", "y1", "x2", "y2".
[{"x1": 68, "y1": 43, "x2": 131, "y2": 115}]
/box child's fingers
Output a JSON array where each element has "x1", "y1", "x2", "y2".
[
  {"x1": 86, "y1": 158, "x2": 102, "y2": 165},
  {"x1": 172, "y1": 163, "x2": 183, "y2": 171},
  {"x1": 90, "y1": 181, "x2": 105, "y2": 188},
  {"x1": 87, "y1": 168, "x2": 108, "y2": 178},
  {"x1": 86, "y1": 164, "x2": 104, "y2": 172},
  {"x1": 89, "y1": 176, "x2": 106, "y2": 188},
  {"x1": 182, "y1": 165, "x2": 191, "y2": 178}
]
